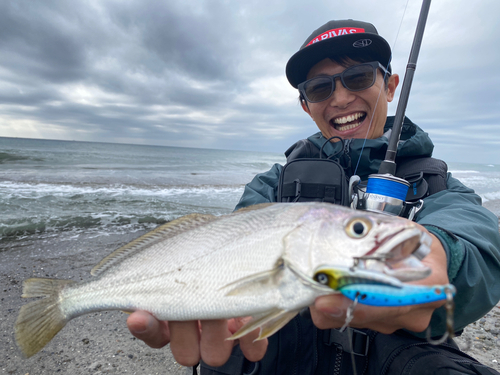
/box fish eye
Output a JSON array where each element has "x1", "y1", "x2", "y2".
[
  {"x1": 345, "y1": 217, "x2": 372, "y2": 238},
  {"x1": 315, "y1": 272, "x2": 329, "y2": 285}
]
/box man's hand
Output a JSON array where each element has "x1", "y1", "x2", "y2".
[
  {"x1": 310, "y1": 224, "x2": 449, "y2": 334},
  {"x1": 127, "y1": 313, "x2": 268, "y2": 367}
]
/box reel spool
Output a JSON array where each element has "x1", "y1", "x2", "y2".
[
  {"x1": 351, "y1": 174, "x2": 410, "y2": 217},
  {"x1": 364, "y1": 174, "x2": 409, "y2": 215}
]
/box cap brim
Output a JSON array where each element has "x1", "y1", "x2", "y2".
[{"x1": 286, "y1": 33, "x2": 392, "y2": 88}]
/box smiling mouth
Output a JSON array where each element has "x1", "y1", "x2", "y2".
[{"x1": 332, "y1": 112, "x2": 367, "y2": 132}]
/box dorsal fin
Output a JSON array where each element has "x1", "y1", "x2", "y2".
[
  {"x1": 91, "y1": 213, "x2": 218, "y2": 276},
  {"x1": 233, "y1": 203, "x2": 275, "y2": 214}
]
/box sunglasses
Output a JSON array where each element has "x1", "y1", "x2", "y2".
[{"x1": 298, "y1": 61, "x2": 390, "y2": 103}]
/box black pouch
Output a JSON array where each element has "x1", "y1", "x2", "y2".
[
  {"x1": 277, "y1": 158, "x2": 349, "y2": 206},
  {"x1": 367, "y1": 330, "x2": 500, "y2": 375}
]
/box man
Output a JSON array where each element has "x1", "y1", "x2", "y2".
[{"x1": 127, "y1": 20, "x2": 500, "y2": 374}]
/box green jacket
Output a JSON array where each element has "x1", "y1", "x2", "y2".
[{"x1": 235, "y1": 117, "x2": 500, "y2": 336}]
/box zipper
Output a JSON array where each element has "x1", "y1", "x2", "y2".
[
  {"x1": 333, "y1": 346, "x2": 343, "y2": 375},
  {"x1": 341, "y1": 139, "x2": 352, "y2": 175}
]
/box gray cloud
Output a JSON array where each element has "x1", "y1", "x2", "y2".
[{"x1": 1, "y1": 0, "x2": 499, "y2": 164}]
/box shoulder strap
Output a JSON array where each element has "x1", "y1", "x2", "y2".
[
  {"x1": 284, "y1": 139, "x2": 320, "y2": 162},
  {"x1": 395, "y1": 157, "x2": 448, "y2": 201}
]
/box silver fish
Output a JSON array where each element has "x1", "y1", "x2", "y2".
[{"x1": 15, "y1": 202, "x2": 431, "y2": 357}]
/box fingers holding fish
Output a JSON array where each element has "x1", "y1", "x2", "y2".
[
  {"x1": 228, "y1": 317, "x2": 268, "y2": 363},
  {"x1": 169, "y1": 320, "x2": 202, "y2": 367},
  {"x1": 194, "y1": 318, "x2": 268, "y2": 367},
  {"x1": 199, "y1": 319, "x2": 235, "y2": 367},
  {"x1": 168, "y1": 318, "x2": 266, "y2": 367},
  {"x1": 309, "y1": 294, "x2": 350, "y2": 330},
  {"x1": 309, "y1": 294, "x2": 411, "y2": 334},
  {"x1": 127, "y1": 311, "x2": 170, "y2": 349},
  {"x1": 126, "y1": 314, "x2": 266, "y2": 367},
  {"x1": 311, "y1": 294, "x2": 417, "y2": 334}
]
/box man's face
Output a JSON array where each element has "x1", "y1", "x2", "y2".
[{"x1": 301, "y1": 58, "x2": 399, "y2": 141}]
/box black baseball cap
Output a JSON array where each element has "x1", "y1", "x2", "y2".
[{"x1": 286, "y1": 19, "x2": 392, "y2": 88}]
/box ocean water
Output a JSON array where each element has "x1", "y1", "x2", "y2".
[
  {"x1": 0, "y1": 137, "x2": 285, "y2": 243},
  {"x1": 1, "y1": 136, "x2": 499, "y2": 245}
]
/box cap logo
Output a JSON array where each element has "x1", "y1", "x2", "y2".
[
  {"x1": 353, "y1": 39, "x2": 372, "y2": 48},
  {"x1": 306, "y1": 27, "x2": 365, "y2": 47}
]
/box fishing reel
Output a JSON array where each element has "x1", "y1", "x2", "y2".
[{"x1": 349, "y1": 173, "x2": 424, "y2": 221}]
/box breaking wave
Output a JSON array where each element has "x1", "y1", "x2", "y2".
[
  {"x1": 0, "y1": 215, "x2": 167, "y2": 240},
  {"x1": 0, "y1": 181, "x2": 240, "y2": 241}
]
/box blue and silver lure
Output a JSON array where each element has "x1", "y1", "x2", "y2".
[
  {"x1": 313, "y1": 269, "x2": 456, "y2": 307},
  {"x1": 339, "y1": 283, "x2": 456, "y2": 307}
]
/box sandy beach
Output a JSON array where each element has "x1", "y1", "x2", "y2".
[
  {"x1": 2, "y1": 209, "x2": 500, "y2": 374},
  {"x1": 1, "y1": 231, "x2": 188, "y2": 375}
]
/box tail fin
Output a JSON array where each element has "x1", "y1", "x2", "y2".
[{"x1": 15, "y1": 278, "x2": 75, "y2": 357}]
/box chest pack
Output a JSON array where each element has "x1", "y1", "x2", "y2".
[
  {"x1": 276, "y1": 139, "x2": 350, "y2": 205},
  {"x1": 276, "y1": 138, "x2": 448, "y2": 215},
  {"x1": 277, "y1": 157, "x2": 350, "y2": 205}
]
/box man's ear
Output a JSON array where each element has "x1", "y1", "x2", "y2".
[
  {"x1": 301, "y1": 97, "x2": 312, "y2": 116},
  {"x1": 386, "y1": 74, "x2": 399, "y2": 102}
]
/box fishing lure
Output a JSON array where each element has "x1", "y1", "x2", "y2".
[
  {"x1": 339, "y1": 282, "x2": 457, "y2": 346},
  {"x1": 339, "y1": 283, "x2": 456, "y2": 307}
]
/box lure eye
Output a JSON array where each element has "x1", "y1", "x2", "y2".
[
  {"x1": 315, "y1": 272, "x2": 329, "y2": 285},
  {"x1": 345, "y1": 217, "x2": 372, "y2": 238}
]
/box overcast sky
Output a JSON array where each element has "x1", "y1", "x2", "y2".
[{"x1": 1, "y1": 0, "x2": 499, "y2": 163}]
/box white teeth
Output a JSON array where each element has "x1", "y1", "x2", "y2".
[
  {"x1": 333, "y1": 112, "x2": 364, "y2": 125},
  {"x1": 336, "y1": 123, "x2": 361, "y2": 132},
  {"x1": 332, "y1": 112, "x2": 365, "y2": 131}
]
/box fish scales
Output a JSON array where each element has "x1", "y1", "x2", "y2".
[
  {"x1": 15, "y1": 202, "x2": 432, "y2": 357},
  {"x1": 57, "y1": 204, "x2": 314, "y2": 320}
]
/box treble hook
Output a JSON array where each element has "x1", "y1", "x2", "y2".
[
  {"x1": 339, "y1": 294, "x2": 360, "y2": 375},
  {"x1": 340, "y1": 293, "x2": 359, "y2": 333},
  {"x1": 425, "y1": 286, "x2": 455, "y2": 345}
]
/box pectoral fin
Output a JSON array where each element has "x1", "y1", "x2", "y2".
[
  {"x1": 228, "y1": 308, "x2": 299, "y2": 341},
  {"x1": 220, "y1": 259, "x2": 284, "y2": 297},
  {"x1": 255, "y1": 310, "x2": 299, "y2": 340}
]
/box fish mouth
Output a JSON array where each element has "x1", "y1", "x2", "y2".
[
  {"x1": 361, "y1": 226, "x2": 432, "y2": 282},
  {"x1": 313, "y1": 226, "x2": 433, "y2": 289},
  {"x1": 367, "y1": 227, "x2": 429, "y2": 261}
]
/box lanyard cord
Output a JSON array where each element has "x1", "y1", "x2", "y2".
[{"x1": 352, "y1": 0, "x2": 412, "y2": 177}]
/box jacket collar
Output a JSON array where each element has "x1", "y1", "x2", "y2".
[{"x1": 306, "y1": 116, "x2": 434, "y2": 179}]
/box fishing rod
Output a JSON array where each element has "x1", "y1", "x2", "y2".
[
  {"x1": 345, "y1": 1, "x2": 456, "y2": 349},
  {"x1": 352, "y1": 0, "x2": 432, "y2": 220},
  {"x1": 379, "y1": 0, "x2": 432, "y2": 175}
]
